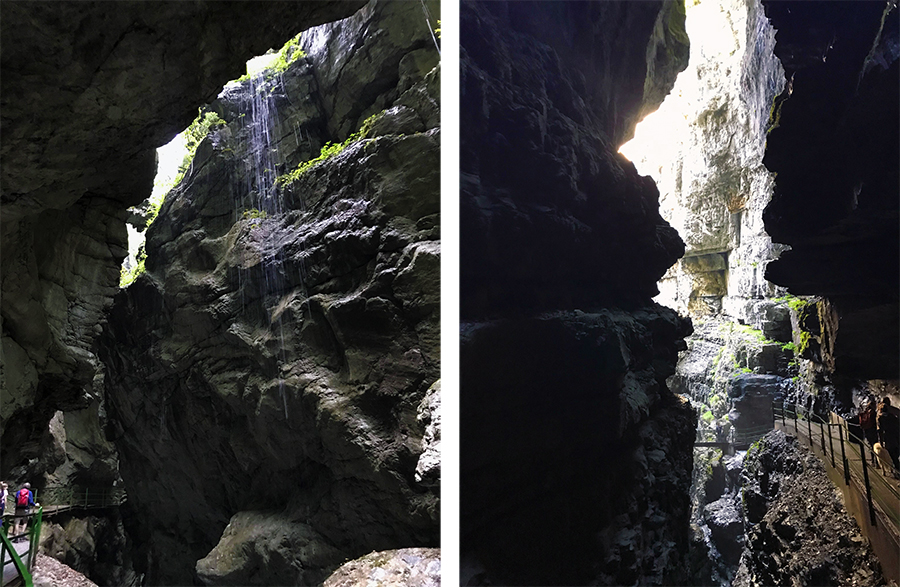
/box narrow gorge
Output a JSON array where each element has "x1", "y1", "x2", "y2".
[
  {"x1": 1, "y1": 1, "x2": 439, "y2": 585},
  {"x1": 461, "y1": 0, "x2": 897, "y2": 585}
]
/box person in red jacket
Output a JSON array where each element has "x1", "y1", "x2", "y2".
[
  {"x1": 860, "y1": 398, "x2": 879, "y2": 448},
  {"x1": 12, "y1": 482, "x2": 35, "y2": 539}
]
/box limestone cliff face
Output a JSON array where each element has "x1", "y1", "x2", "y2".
[
  {"x1": 622, "y1": 0, "x2": 785, "y2": 324},
  {"x1": 0, "y1": 0, "x2": 364, "y2": 487},
  {"x1": 100, "y1": 1, "x2": 440, "y2": 584},
  {"x1": 460, "y1": 2, "x2": 696, "y2": 584}
]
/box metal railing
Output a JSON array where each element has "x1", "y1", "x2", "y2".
[
  {"x1": 4, "y1": 486, "x2": 126, "y2": 518},
  {"x1": 775, "y1": 401, "x2": 900, "y2": 530},
  {"x1": 696, "y1": 423, "x2": 774, "y2": 447},
  {"x1": 36, "y1": 487, "x2": 126, "y2": 512},
  {"x1": 1, "y1": 505, "x2": 43, "y2": 587}
]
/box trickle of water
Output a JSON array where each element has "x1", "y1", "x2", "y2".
[{"x1": 233, "y1": 68, "x2": 316, "y2": 423}]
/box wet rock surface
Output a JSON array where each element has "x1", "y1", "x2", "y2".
[
  {"x1": 99, "y1": 2, "x2": 440, "y2": 584},
  {"x1": 0, "y1": 0, "x2": 365, "y2": 472},
  {"x1": 734, "y1": 430, "x2": 885, "y2": 587},
  {"x1": 322, "y1": 547, "x2": 440, "y2": 587}
]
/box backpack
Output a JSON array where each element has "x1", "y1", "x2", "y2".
[
  {"x1": 16, "y1": 488, "x2": 28, "y2": 507},
  {"x1": 860, "y1": 408, "x2": 875, "y2": 430}
]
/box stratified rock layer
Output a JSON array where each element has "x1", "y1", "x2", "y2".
[
  {"x1": 100, "y1": 2, "x2": 440, "y2": 584},
  {"x1": 734, "y1": 430, "x2": 885, "y2": 587}
]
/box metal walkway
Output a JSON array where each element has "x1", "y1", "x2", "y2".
[
  {"x1": 774, "y1": 402, "x2": 900, "y2": 584},
  {"x1": 1, "y1": 486, "x2": 126, "y2": 586}
]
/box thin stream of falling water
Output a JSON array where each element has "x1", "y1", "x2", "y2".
[{"x1": 237, "y1": 67, "x2": 313, "y2": 421}]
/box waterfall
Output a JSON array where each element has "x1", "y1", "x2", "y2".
[{"x1": 235, "y1": 69, "x2": 301, "y2": 422}]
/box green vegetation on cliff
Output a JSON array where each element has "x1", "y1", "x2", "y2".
[{"x1": 276, "y1": 112, "x2": 382, "y2": 187}]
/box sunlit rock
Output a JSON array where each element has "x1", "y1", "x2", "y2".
[{"x1": 323, "y1": 548, "x2": 440, "y2": 587}]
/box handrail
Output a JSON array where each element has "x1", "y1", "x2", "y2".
[
  {"x1": 774, "y1": 401, "x2": 900, "y2": 530},
  {"x1": 1, "y1": 505, "x2": 42, "y2": 587},
  {"x1": 6, "y1": 486, "x2": 127, "y2": 514},
  {"x1": 0, "y1": 529, "x2": 32, "y2": 587}
]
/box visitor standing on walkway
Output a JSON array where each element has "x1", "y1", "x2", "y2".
[
  {"x1": 12, "y1": 482, "x2": 35, "y2": 539},
  {"x1": 876, "y1": 397, "x2": 900, "y2": 474},
  {"x1": 0, "y1": 482, "x2": 7, "y2": 529},
  {"x1": 860, "y1": 398, "x2": 879, "y2": 449}
]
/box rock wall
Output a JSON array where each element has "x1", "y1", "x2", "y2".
[
  {"x1": 734, "y1": 430, "x2": 886, "y2": 587},
  {"x1": 99, "y1": 1, "x2": 440, "y2": 584},
  {"x1": 621, "y1": 0, "x2": 786, "y2": 324},
  {"x1": 0, "y1": 0, "x2": 364, "y2": 486},
  {"x1": 40, "y1": 510, "x2": 139, "y2": 587},
  {"x1": 460, "y1": 1, "x2": 697, "y2": 584},
  {"x1": 761, "y1": 0, "x2": 899, "y2": 382}
]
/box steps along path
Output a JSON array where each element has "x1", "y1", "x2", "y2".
[
  {"x1": 775, "y1": 402, "x2": 900, "y2": 585},
  {"x1": 1, "y1": 487, "x2": 126, "y2": 586}
]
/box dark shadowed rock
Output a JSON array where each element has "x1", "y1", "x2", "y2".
[
  {"x1": 99, "y1": 3, "x2": 440, "y2": 583},
  {"x1": 459, "y1": 1, "x2": 694, "y2": 584},
  {"x1": 461, "y1": 308, "x2": 695, "y2": 585},
  {"x1": 761, "y1": 1, "x2": 899, "y2": 381},
  {"x1": 734, "y1": 430, "x2": 885, "y2": 587},
  {"x1": 703, "y1": 495, "x2": 744, "y2": 566},
  {"x1": 460, "y1": 0, "x2": 688, "y2": 319}
]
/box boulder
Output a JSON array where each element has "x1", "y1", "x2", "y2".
[
  {"x1": 702, "y1": 495, "x2": 744, "y2": 565},
  {"x1": 196, "y1": 511, "x2": 346, "y2": 586},
  {"x1": 323, "y1": 548, "x2": 440, "y2": 587}
]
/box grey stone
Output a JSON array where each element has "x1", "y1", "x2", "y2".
[
  {"x1": 323, "y1": 548, "x2": 440, "y2": 587},
  {"x1": 703, "y1": 495, "x2": 744, "y2": 565},
  {"x1": 98, "y1": 4, "x2": 441, "y2": 583},
  {"x1": 196, "y1": 511, "x2": 346, "y2": 587},
  {"x1": 734, "y1": 430, "x2": 886, "y2": 586},
  {"x1": 415, "y1": 380, "x2": 440, "y2": 487}
]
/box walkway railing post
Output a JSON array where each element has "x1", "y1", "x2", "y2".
[
  {"x1": 1, "y1": 527, "x2": 6, "y2": 576},
  {"x1": 838, "y1": 423, "x2": 850, "y2": 485},
  {"x1": 819, "y1": 416, "x2": 827, "y2": 457},
  {"x1": 827, "y1": 422, "x2": 836, "y2": 468},
  {"x1": 807, "y1": 406, "x2": 813, "y2": 444},
  {"x1": 29, "y1": 506, "x2": 42, "y2": 572},
  {"x1": 859, "y1": 441, "x2": 878, "y2": 527}
]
